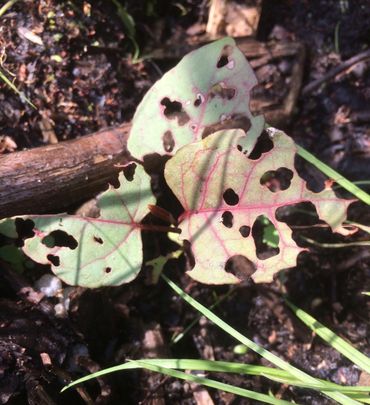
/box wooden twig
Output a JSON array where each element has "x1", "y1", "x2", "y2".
[
  {"x1": 0, "y1": 123, "x2": 131, "y2": 218},
  {"x1": 302, "y1": 48, "x2": 370, "y2": 95}
]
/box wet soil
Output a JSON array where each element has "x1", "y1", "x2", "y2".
[{"x1": 0, "y1": 1, "x2": 369, "y2": 404}]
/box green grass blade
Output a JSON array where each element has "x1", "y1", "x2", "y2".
[
  {"x1": 136, "y1": 361, "x2": 294, "y2": 405},
  {"x1": 0, "y1": 0, "x2": 18, "y2": 17},
  {"x1": 62, "y1": 360, "x2": 294, "y2": 405},
  {"x1": 0, "y1": 68, "x2": 36, "y2": 109},
  {"x1": 348, "y1": 395, "x2": 370, "y2": 404},
  {"x1": 128, "y1": 359, "x2": 370, "y2": 394},
  {"x1": 61, "y1": 357, "x2": 370, "y2": 400},
  {"x1": 60, "y1": 357, "x2": 369, "y2": 401},
  {"x1": 161, "y1": 274, "x2": 361, "y2": 405},
  {"x1": 296, "y1": 145, "x2": 370, "y2": 205},
  {"x1": 134, "y1": 359, "x2": 291, "y2": 379},
  {"x1": 171, "y1": 288, "x2": 235, "y2": 344},
  {"x1": 285, "y1": 300, "x2": 370, "y2": 374},
  {"x1": 301, "y1": 236, "x2": 370, "y2": 248},
  {"x1": 346, "y1": 222, "x2": 370, "y2": 235},
  {"x1": 262, "y1": 373, "x2": 370, "y2": 394}
]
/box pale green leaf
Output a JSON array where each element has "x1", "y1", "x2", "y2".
[
  {"x1": 128, "y1": 37, "x2": 264, "y2": 159},
  {"x1": 164, "y1": 129, "x2": 353, "y2": 284},
  {"x1": 15, "y1": 165, "x2": 155, "y2": 287}
]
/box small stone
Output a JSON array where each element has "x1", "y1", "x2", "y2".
[{"x1": 35, "y1": 274, "x2": 62, "y2": 297}]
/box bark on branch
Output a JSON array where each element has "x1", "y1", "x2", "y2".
[{"x1": 0, "y1": 124, "x2": 131, "y2": 218}]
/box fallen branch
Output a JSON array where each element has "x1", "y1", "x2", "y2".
[{"x1": 0, "y1": 123, "x2": 131, "y2": 218}]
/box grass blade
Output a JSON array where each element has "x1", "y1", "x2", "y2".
[
  {"x1": 296, "y1": 144, "x2": 370, "y2": 205},
  {"x1": 62, "y1": 360, "x2": 294, "y2": 405},
  {"x1": 0, "y1": 0, "x2": 18, "y2": 17},
  {"x1": 126, "y1": 359, "x2": 370, "y2": 394},
  {"x1": 136, "y1": 361, "x2": 294, "y2": 405},
  {"x1": 161, "y1": 274, "x2": 361, "y2": 405},
  {"x1": 0, "y1": 68, "x2": 36, "y2": 109},
  {"x1": 285, "y1": 300, "x2": 370, "y2": 374},
  {"x1": 171, "y1": 288, "x2": 235, "y2": 344},
  {"x1": 301, "y1": 236, "x2": 370, "y2": 248},
  {"x1": 61, "y1": 357, "x2": 370, "y2": 403}
]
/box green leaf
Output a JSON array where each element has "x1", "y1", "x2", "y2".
[
  {"x1": 7, "y1": 165, "x2": 155, "y2": 287},
  {"x1": 0, "y1": 245, "x2": 28, "y2": 273},
  {"x1": 164, "y1": 129, "x2": 353, "y2": 284},
  {"x1": 128, "y1": 37, "x2": 264, "y2": 160},
  {"x1": 0, "y1": 218, "x2": 18, "y2": 238}
]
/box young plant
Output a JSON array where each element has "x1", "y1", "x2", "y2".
[
  {"x1": 1, "y1": 35, "x2": 368, "y2": 405},
  {"x1": 0, "y1": 37, "x2": 364, "y2": 288}
]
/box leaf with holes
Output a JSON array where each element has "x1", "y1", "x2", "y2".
[
  {"x1": 8, "y1": 165, "x2": 155, "y2": 288},
  {"x1": 164, "y1": 129, "x2": 354, "y2": 284},
  {"x1": 128, "y1": 37, "x2": 264, "y2": 160}
]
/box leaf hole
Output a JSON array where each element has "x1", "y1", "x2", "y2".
[
  {"x1": 275, "y1": 202, "x2": 321, "y2": 227},
  {"x1": 239, "y1": 225, "x2": 250, "y2": 238},
  {"x1": 209, "y1": 83, "x2": 236, "y2": 100},
  {"x1": 47, "y1": 254, "x2": 60, "y2": 267},
  {"x1": 217, "y1": 45, "x2": 233, "y2": 68},
  {"x1": 123, "y1": 163, "x2": 136, "y2": 182},
  {"x1": 225, "y1": 255, "x2": 256, "y2": 280},
  {"x1": 294, "y1": 154, "x2": 325, "y2": 192},
  {"x1": 162, "y1": 130, "x2": 175, "y2": 153},
  {"x1": 93, "y1": 236, "x2": 104, "y2": 244},
  {"x1": 105, "y1": 267, "x2": 112, "y2": 274},
  {"x1": 42, "y1": 230, "x2": 78, "y2": 250},
  {"x1": 260, "y1": 168, "x2": 293, "y2": 192},
  {"x1": 223, "y1": 188, "x2": 239, "y2": 206},
  {"x1": 252, "y1": 215, "x2": 279, "y2": 259},
  {"x1": 248, "y1": 131, "x2": 274, "y2": 159},
  {"x1": 160, "y1": 97, "x2": 190, "y2": 126},
  {"x1": 194, "y1": 94, "x2": 204, "y2": 107},
  {"x1": 14, "y1": 218, "x2": 35, "y2": 246},
  {"x1": 221, "y1": 211, "x2": 233, "y2": 228}
]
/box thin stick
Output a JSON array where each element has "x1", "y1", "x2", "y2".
[{"x1": 302, "y1": 48, "x2": 370, "y2": 95}]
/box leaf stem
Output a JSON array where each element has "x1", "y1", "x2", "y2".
[{"x1": 139, "y1": 224, "x2": 181, "y2": 233}]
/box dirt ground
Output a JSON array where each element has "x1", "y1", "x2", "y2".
[{"x1": 0, "y1": 1, "x2": 369, "y2": 404}]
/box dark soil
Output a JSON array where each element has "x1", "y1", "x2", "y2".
[{"x1": 0, "y1": 1, "x2": 369, "y2": 404}]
